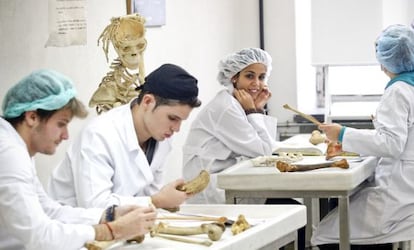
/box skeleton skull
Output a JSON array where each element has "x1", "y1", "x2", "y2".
[
  {"x1": 114, "y1": 38, "x2": 146, "y2": 70},
  {"x1": 89, "y1": 14, "x2": 147, "y2": 114},
  {"x1": 112, "y1": 17, "x2": 147, "y2": 70}
]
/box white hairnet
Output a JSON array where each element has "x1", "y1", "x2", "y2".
[
  {"x1": 375, "y1": 24, "x2": 414, "y2": 74},
  {"x1": 217, "y1": 48, "x2": 272, "y2": 86},
  {"x1": 2, "y1": 69, "x2": 77, "y2": 118}
]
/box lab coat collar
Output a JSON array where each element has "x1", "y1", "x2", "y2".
[
  {"x1": 386, "y1": 71, "x2": 414, "y2": 89},
  {"x1": 113, "y1": 104, "x2": 153, "y2": 179},
  {"x1": 112, "y1": 103, "x2": 141, "y2": 154},
  {"x1": 0, "y1": 117, "x2": 27, "y2": 150}
]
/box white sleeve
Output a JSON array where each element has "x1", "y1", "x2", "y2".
[
  {"x1": 70, "y1": 128, "x2": 150, "y2": 208},
  {"x1": 0, "y1": 146, "x2": 97, "y2": 250},
  {"x1": 213, "y1": 104, "x2": 277, "y2": 157},
  {"x1": 342, "y1": 84, "x2": 411, "y2": 157}
]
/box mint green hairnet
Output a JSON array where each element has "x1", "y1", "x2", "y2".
[
  {"x1": 217, "y1": 48, "x2": 272, "y2": 86},
  {"x1": 2, "y1": 69, "x2": 77, "y2": 118},
  {"x1": 375, "y1": 24, "x2": 414, "y2": 74}
]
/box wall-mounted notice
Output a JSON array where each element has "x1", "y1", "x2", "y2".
[
  {"x1": 127, "y1": 0, "x2": 166, "y2": 27},
  {"x1": 45, "y1": 0, "x2": 87, "y2": 47}
]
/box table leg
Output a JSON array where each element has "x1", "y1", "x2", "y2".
[
  {"x1": 225, "y1": 190, "x2": 237, "y2": 204},
  {"x1": 303, "y1": 198, "x2": 312, "y2": 248},
  {"x1": 311, "y1": 198, "x2": 320, "y2": 230},
  {"x1": 303, "y1": 198, "x2": 321, "y2": 249},
  {"x1": 338, "y1": 196, "x2": 350, "y2": 250}
]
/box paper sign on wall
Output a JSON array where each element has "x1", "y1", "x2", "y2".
[
  {"x1": 45, "y1": 0, "x2": 87, "y2": 47},
  {"x1": 130, "y1": 0, "x2": 166, "y2": 27}
]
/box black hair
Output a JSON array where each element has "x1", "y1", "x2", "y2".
[{"x1": 136, "y1": 90, "x2": 201, "y2": 109}]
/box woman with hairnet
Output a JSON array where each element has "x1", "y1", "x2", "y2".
[
  {"x1": 182, "y1": 48, "x2": 306, "y2": 249},
  {"x1": 0, "y1": 69, "x2": 157, "y2": 250},
  {"x1": 312, "y1": 24, "x2": 414, "y2": 250},
  {"x1": 182, "y1": 48, "x2": 278, "y2": 204}
]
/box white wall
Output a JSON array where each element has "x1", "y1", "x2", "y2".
[
  {"x1": 143, "y1": 0, "x2": 262, "y2": 183},
  {"x1": 311, "y1": 0, "x2": 383, "y2": 65},
  {"x1": 297, "y1": 0, "x2": 414, "y2": 114},
  {"x1": 0, "y1": 0, "x2": 126, "y2": 186},
  {"x1": 262, "y1": 0, "x2": 297, "y2": 122},
  {"x1": 0, "y1": 0, "x2": 265, "y2": 186},
  {"x1": 2, "y1": 1, "x2": 412, "y2": 187}
]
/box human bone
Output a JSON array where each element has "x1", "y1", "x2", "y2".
[
  {"x1": 309, "y1": 130, "x2": 325, "y2": 145},
  {"x1": 150, "y1": 232, "x2": 213, "y2": 246},
  {"x1": 85, "y1": 240, "x2": 118, "y2": 250},
  {"x1": 276, "y1": 158, "x2": 349, "y2": 172},
  {"x1": 231, "y1": 214, "x2": 250, "y2": 235},
  {"x1": 176, "y1": 170, "x2": 210, "y2": 195},
  {"x1": 89, "y1": 14, "x2": 147, "y2": 114},
  {"x1": 152, "y1": 222, "x2": 225, "y2": 241}
]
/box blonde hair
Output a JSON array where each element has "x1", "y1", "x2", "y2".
[{"x1": 64, "y1": 98, "x2": 88, "y2": 119}]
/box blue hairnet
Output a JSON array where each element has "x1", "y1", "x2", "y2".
[
  {"x1": 217, "y1": 48, "x2": 272, "y2": 86},
  {"x1": 375, "y1": 24, "x2": 414, "y2": 74},
  {"x1": 2, "y1": 69, "x2": 77, "y2": 118}
]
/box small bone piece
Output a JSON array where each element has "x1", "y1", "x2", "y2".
[
  {"x1": 150, "y1": 231, "x2": 213, "y2": 246},
  {"x1": 85, "y1": 240, "x2": 120, "y2": 250},
  {"x1": 283, "y1": 104, "x2": 321, "y2": 126},
  {"x1": 126, "y1": 235, "x2": 145, "y2": 243},
  {"x1": 153, "y1": 222, "x2": 225, "y2": 241},
  {"x1": 177, "y1": 170, "x2": 210, "y2": 194},
  {"x1": 163, "y1": 207, "x2": 180, "y2": 213},
  {"x1": 85, "y1": 236, "x2": 144, "y2": 250},
  {"x1": 309, "y1": 130, "x2": 325, "y2": 145},
  {"x1": 276, "y1": 159, "x2": 349, "y2": 172},
  {"x1": 325, "y1": 141, "x2": 343, "y2": 160},
  {"x1": 231, "y1": 214, "x2": 251, "y2": 235},
  {"x1": 157, "y1": 215, "x2": 229, "y2": 224},
  {"x1": 325, "y1": 142, "x2": 359, "y2": 160}
]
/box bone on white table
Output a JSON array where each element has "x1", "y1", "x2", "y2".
[
  {"x1": 95, "y1": 204, "x2": 306, "y2": 250},
  {"x1": 217, "y1": 155, "x2": 378, "y2": 250}
]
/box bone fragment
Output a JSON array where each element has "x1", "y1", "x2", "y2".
[
  {"x1": 177, "y1": 170, "x2": 210, "y2": 194},
  {"x1": 276, "y1": 159, "x2": 349, "y2": 172},
  {"x1": 150, "y1": 231, "x2": 213, "y2": 246},
  {"x1": 85, "y1": 240, "x2": 120, "y2": 250},
  {"x1": 309, "y1": 130, "x2": 325, "y2": 145},
  {"x1": 157, "y1": 215, "x2": 228, "y2": 224},
  {"x1": 283, "y1": 104, "x2": 321, "y2": 126},
  {"x1": 153, "y1": 222, "x2": 224, "y2": 241},
  {"x1": 231, "y1": 214, "x2": 251, "y2": 235},
  {"x1": 126, "y1": 235, "x2": 145, "y2": 243},
  {"x1": 325, "y1": 142, "x2": 359, "y2": 160}
]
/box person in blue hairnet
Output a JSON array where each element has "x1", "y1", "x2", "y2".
[
  {"x1": 48, "y1": 64, "x2": 201, "y2": 210},
  {"x1": 0, "y1": 69, "x2": 157, "y2": 250},
  {"x1": 313, "y1": 24, "x2": 414, "y2": 250}
]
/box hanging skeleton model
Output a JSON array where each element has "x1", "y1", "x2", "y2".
[{"x1": 89, "y1": 14, "x2": 147, "y2": 114}]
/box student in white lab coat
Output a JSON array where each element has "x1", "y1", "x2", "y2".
[
  {"x1": 0, "y1": 69, "x2": 156, "y2": 250},
  {"x1": 182, "y1": 48, "x2": 278, "y2": 204},
  {"x1": 48, "y1": 64, "x2": 201, "y2": 210},
  {"x1": 313, "y1": 24, "x2": 414, "y2": 250},
  {"x1": 182, "y1": 48, "x2": 306, "y2": 249}
]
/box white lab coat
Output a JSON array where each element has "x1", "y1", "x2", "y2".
[
  {"x1": 183, "y1": 88, "x2": 278, "y2": 204},
  {"x1": 0, "y1": 118, "x2": 102, "y2": 250},
  {"x1": 48, "y1": 103, "x2": 172, "y2": 208},
  {"x1": 312, "y1": 81, "x2": 414, "y2": 245}
]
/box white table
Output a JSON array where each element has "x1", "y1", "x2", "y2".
[
  {"x1": 217, "y1": 156, "x2": 378, "y2": 250},
  {"x1": 105, "y1": 204, "x2": 306, "y2": 250}
]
